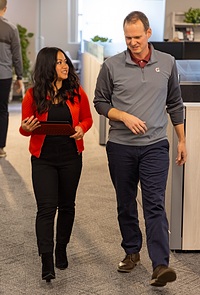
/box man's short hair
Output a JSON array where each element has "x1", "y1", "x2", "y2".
[
  {"x1": 0, "y1": 0, "x2": 7, "y2": 11},
  {"x1": 123, "y1": 11, "x2": 150, "y2": 32}
]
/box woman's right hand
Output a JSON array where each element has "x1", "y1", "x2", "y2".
[{"x1": 21, "y1": 115, "x2": 41, "y2": 132}]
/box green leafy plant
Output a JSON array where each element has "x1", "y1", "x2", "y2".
[
  {"x1": 184, "y1": 7, "x2": 200, "y2": 24},
  {"x1": 17, "y1": 24, "x2": 34, "y2": 79},
  {"x1": 91, "y1": 35, "x2": 111, "y2": 42}
]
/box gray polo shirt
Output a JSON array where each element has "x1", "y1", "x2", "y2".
[
  {"x1": 94, "y1": 44, "x2": 184, "y2": 146},
  {"x1": 0, "y1": 16, "x2": 23, "y2": 80}
]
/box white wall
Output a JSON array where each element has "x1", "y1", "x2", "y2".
[{"x1": 39, "y1": 0, "x2": 67, "y2": 50}]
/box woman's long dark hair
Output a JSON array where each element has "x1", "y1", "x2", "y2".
[{"x1": 32, "y1": 47, "x2": 80, "y2": 114}]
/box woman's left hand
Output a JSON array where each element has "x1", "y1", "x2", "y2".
[{"x1": 70, "y1": 126, "x2": 84, "y2": 140}]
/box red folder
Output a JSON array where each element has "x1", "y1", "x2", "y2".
[{"x1": 32, "y1": 121, "x2": 76, "y2": 136}]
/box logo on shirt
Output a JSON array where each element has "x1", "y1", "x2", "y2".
[{"x1": 155, "y1": 67, "x2": 160, "y2": 72}]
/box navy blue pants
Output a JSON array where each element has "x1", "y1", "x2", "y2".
[
  {"x1": 0, "y1": 78, "x2": 12, "y2": 148},
  {"x1": 106, "y1": 139, "x2": 170, "y2": 269},
  {"x1": 31, "y1": 140, "x2": 82, "y2": 255}
]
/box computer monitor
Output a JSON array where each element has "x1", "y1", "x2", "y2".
[{"x1": 151, "y1": 41, "x2": 184, "y2": 59}]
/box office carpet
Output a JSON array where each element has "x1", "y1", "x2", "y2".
[{"x1": 0, "y1": 102, "x2": 200, "y2": 294}]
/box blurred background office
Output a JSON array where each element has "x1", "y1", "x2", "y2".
[{"x1": 5, "y1": 0, "x2": 200, "y2": 67}]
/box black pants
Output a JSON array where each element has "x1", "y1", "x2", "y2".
[
  {"x1": 106, "y1": 140, "x2": 170, "y2": 269},
  {"x1": 0, "y1": 78, "x2": 12, "y2": 148},
  {"x1": 31, "y1": 140, "x2": 82, "y2": 255}
]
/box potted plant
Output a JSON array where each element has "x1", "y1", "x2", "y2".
[
  {"x1": 91, "y1": 35, "x2": 112, "y2": 43},
  {"x1": 17, "y1": 24, "x2": 34, "y2": 80},
  {"x1": 184, "y1": 7, "x2": 200, "y2": 24},
  {"x1": 91, "y1": 35, "x2": 113, "y2": 57}
]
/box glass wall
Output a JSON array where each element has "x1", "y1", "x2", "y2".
[{"x1": 79, "y1": 0, "x2": 166, "y2": 43}]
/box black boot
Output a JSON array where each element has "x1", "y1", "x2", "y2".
[
  {"x1": 55, "y1": 243, "x2": 68, "y2": 270},
  {"x1": 41, "y1": 252, "x2": 55, "y2": 282}
]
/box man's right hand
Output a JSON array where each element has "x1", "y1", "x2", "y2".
[
  {"x1": 14, "y1": 79, "x2": 24, "y2": 94},
  {"x1": 108, "y1": 108, "x2": 147, "y2": 134}
]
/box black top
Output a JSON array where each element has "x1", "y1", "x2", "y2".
[{"x1": 44, "y1": 102, "x2": 75, "y2": 144}]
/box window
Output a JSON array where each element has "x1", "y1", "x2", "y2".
[
  {"x1": 68, "y1": 0, "x2": 79, "y2": 43},
  {"x1": 69, "y1": 0, "x2": 166, "y2": 44},
  {"x1": 78, "y1": 0, "x2": 83, "y2": 42}
]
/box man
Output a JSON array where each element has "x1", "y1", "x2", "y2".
[
  {"x1": 0, "y1": 0, "x2": 23, "y2": 157},
  {"x1": 94, "y1": 11, "x2": 187, "y2": 287}
]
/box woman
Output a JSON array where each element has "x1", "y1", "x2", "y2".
[{"x1": 19, "y1": 47, "x2": 93, "y2": 282}]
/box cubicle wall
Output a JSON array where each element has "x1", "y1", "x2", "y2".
[
  {"x1": 81, "y1": 52, "x2": 102, "y2": 140},
  {"x1": 167, "y1": 104, "x2": 200, "y2": 250}
]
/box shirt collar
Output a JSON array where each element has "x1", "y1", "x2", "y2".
[{"x1": 129, "y1": 44, "x2": 151, "y2": 68}]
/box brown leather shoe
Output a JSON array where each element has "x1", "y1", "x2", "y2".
[
  {"x1": 150, "y1": 265, "x2": 177, "y2": 287},
  {"x1": 0, "y1": 148, "x2": 6, "y2": 158},
  {"x1": 118, "y1": 253, "x2": 140, "y2": 273}
]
